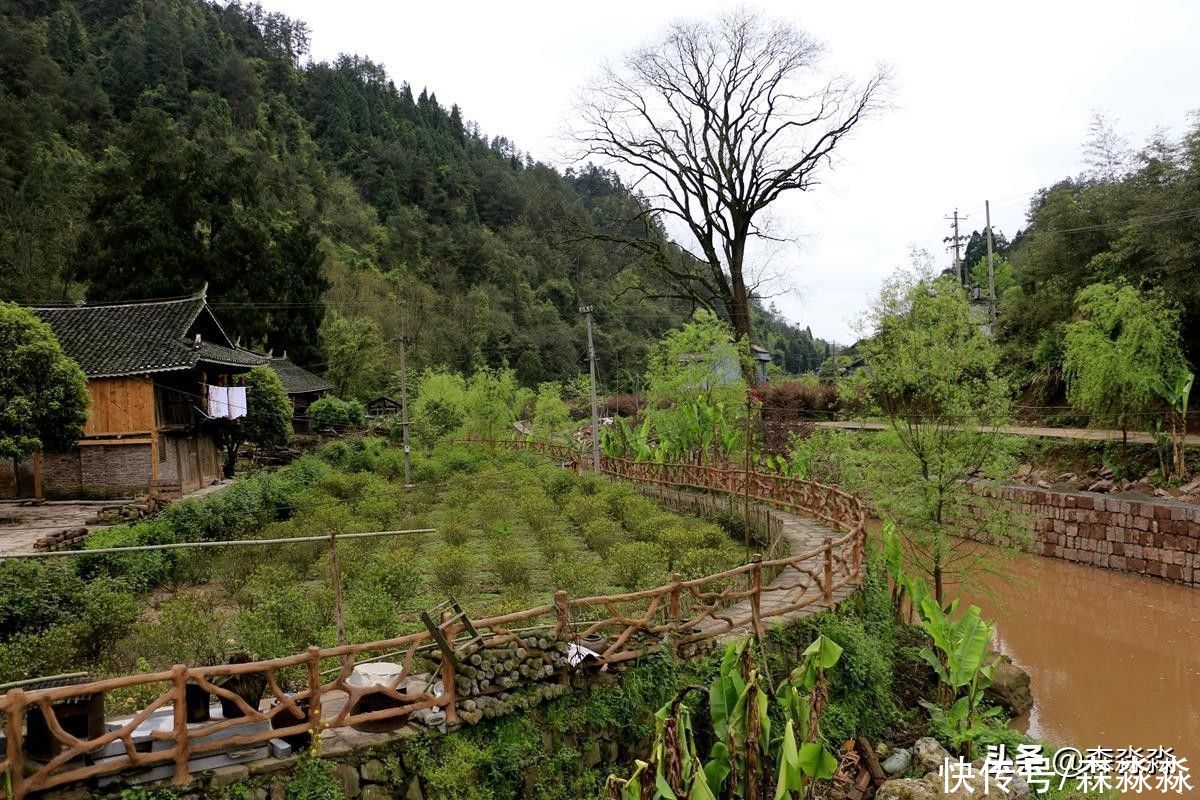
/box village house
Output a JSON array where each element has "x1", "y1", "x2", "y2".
[
  {"x1": 267, "y1": 356, "x2": 332, "y2": 433},
  {"x1": 0, "y1": 289, "x2": 268, "y2": 500}
]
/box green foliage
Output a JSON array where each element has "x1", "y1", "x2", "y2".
[
  {"x1": 0, "y1": 302, "x2": 89, "y2": 461},
  {"x1": 244, "y1": 365, "x2": 293, "y2": 448},
  {"x1": 609, "y1": 638, "x2": 843, "y2": 800},
  {"x1": 609, "y1": 310, "x2": 753, "y2": 463},
  {"x1": 492, "y1": 551, "x2": 534, "y2": 591},
  {"x1": 412, "y1": 369, "x2": 467, "y2": 448},
  {"x1": 998, "y1": 117, "x2": 1200, "y2": 394},
  {"x1": 428, "y1": 545, "x2": 477, "y2": 596},
  {"x1": 859, "y1": 267, "x2": 1021, "y2": 602},
  {"x1": 462, "y1": 368, "x2": 531, "y2": 439},
  {"x1": 607, "y1": 541, "x2": 668, "y2": 591},
  {"x1": 1063, "y1": 281, "x2": 1189, "y2": 433},
  {"x1": 881, "y1": 528, "x2": 1004, "y2": 758},
  {"x1": 285, "y1": 755, "x2": 347, "y2": 800},
  {"x1": 321, "y1": 313, "x2": 389, "y2": 400},
  {"x1": 308, "y1": 395, "x2": 366, "y2": 430},
  {"x1": 532, "y1": 381, "x2": 571, "y2": 442}
]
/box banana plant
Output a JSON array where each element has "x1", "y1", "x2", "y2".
[
  {"x1": 774, "y1": 636, "x2": 842, "y2": 799},
  {"x1": 1154, "y1": 369, "x2": 1193, "y2": 479},
  {"x1": 609, "y1": 637, "x2": 844, "y2": 799},
  {"x1": 910, "y1": 577, "x2": 997, "y2": 758}
]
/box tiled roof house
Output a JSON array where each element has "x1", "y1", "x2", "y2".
[
  {"x1": 1, "y1": 289, "x2": 270, "y2": 499},
  {"x1": 266, "y1": 357, "x2": 332, "y2": 432}
]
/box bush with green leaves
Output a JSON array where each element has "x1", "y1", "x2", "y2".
[
  {"x1": 492, "y1": 551, "x2": 534, "y2": 591},
  {"x1": 607, "y1": 541, "x2": 668, "y2": 591},
  {"x1": 581, "y1": 517, "x2": 625, "y2": 557},
  {"x1": 427, "y1": 545, "x2": 476, "y2": 596},
  {"x1": 244, "y1": 365, "x2": 293, "y2": 448},
  {"x1": 308, "y1": 395, "x2": 366, "y2": 429}
]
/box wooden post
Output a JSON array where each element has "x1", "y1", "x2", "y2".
[
  {"x1": 553, "y1": 590, "x2": 570, "y2": 639},
  {"x1": 750, "y1": 555, "x2": 764, "y2": 639},
  {"x1": 852, "y1": 531, "x2": 863, "y2": 579},
  {"x1": 668, "y1": 572, "x2": 682, "y2": 632},
  {"x1": 6, "y1": 688, "x2": 27, "y2": 800},
  {"x1": 438, "y1": 611, "x2": 459, "y2": 726},
  {"x1": 822, "y1": 537, "x2": 833, "y2": 603},
  {"x1": 32, "y1": 449, "x2": 42, "y2": 501},
  {"x1": 171, "y1": 665, "x2": 190, "y2": 786},
  {"x1": 306, "y1": 646, "x2": 324, "y2": 737},
  {"x1": 149, "y1": 430, "x2": 159, "y2": 488},
  {"x1": 329, "y1": 530, "x2": 345, "y2": 646}
]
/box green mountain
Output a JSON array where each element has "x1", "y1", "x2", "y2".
[{"x1": 0, "y1": 0, "x2": 832, "y2": 395}]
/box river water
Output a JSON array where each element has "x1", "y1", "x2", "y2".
[{"x1": 960, "y1": 549, "x2": 1200, "y2": 755}]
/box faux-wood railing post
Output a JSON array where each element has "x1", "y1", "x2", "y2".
[
  {"x1": 853, "y1": 529, "x2": 863, "y2": 579},
  {"x1": 306, "y1": 646, "x2": 324, "y2": 737},
  {"x1": 750, "y1": 555, "x2": 764, "y2": 638},
  {"x1": 553, "y1": 590, "x2": 570, "y2": 639},
  {"x1": 668, "y1": 572, "x2": 683, "y2": 632},
  {"x1": 170, "y1": 665, "x2": 190, "y2": 786},
  {"x1": 822, "y1": 537, "x2": 833, "y2": 603},
  {"x1": 5, "y1": 688, "x2": 27, "y2": 800}
]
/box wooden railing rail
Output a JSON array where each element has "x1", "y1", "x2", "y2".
[{"x1": 0, "y1": 439, "x2": 867, "y2": 798}]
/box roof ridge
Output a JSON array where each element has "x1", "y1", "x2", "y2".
[{"x1": 29, "y1": 291, "x2": 205, "y2": 311}]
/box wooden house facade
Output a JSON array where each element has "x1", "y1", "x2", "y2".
[{"x1": 0, "y1": 290, "x2": 267, "y2": 500}]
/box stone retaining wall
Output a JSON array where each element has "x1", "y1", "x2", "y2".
[{"x1": 978, "y1": 485, "x2": 1200, "y2": 587}]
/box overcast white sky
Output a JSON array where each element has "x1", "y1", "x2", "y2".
[{"x1": 267, "y1": 0, "x2": 1200, "y2": 344}]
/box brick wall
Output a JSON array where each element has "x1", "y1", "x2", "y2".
[
  {"x1": 79, "y1": 444, "x2": 153, "y2": 499},
  {"x1": 978, "y1": 485, "x2": 1200, "y2": 587}
]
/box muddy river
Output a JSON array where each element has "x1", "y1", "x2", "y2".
[{"x1": 959, "y1": 549, "x2": 1200, "y2": 753}]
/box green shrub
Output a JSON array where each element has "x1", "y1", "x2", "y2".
[
  {"x1": 607, "y1": 541, "x2": 668, "y2": 590},
  {"x1": 285, "y1": 755, "x2": 347, "y2": 800},
  {"x1": 581, "y1": 518, "x2": 624, "y2": 557},
  {"x1": 427, "y1": 545, "x2": 476, "y2": 596},
  {"x1": 516, "y1": 491, "x2": 557, "y2": 534},
  {"x1": 563, "y1": 494, "x2": 608, "y2": 528},
  {"x1": 678, "y1": 547, "x2": 730, "y2": 581},
  {"x1": 655, "y1": 524, "x2": 709, "y2": 570},
  {"x1": 308, "y1": 395, "x2": 365, "y2": 430},
  {"x1": 549, "y1": 556, "x2": 605, "y2": 597},
  {"x1": 363, "y1": 550, "x2": 424, "y2": 604},
  {"x1": 493, "y1": 552, "x2": 534, "y2": 591}
]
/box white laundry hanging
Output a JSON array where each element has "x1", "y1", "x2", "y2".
[
  {"x1": 207, "y1": 385, "x2": 230, "y2": 419},
  {"x1": 227, "y1": 386, "x2": 247, "y2": 419}
]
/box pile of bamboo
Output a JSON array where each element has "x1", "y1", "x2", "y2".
[{"x1": 448, "y1": 635, "x2": 573, "y2": 724}]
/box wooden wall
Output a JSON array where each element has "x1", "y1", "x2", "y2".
[{"x1": 84, "y1": 376, "x2": 156, "y2": 436}]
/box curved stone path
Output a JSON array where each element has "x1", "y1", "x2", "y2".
[{"x1": 627, "y1": 483, "x2": 859, "y2": 640}]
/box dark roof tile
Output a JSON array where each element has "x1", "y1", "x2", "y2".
[
  {"x1": 31, "y1": 293, "x2": 264, "y2": 378},
  {"x1": 268, "y1": 358, "x2": 332, "y2": 395}
]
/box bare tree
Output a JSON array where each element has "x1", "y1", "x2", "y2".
[{"x1": 576, "y1": 9, "x2": 888, "y2": 346}]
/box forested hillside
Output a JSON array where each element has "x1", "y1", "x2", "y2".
[
  {"x1": 0, "y1": 0, "x2": 832, "y2": 394},
  {"x1": 983, "y1": 117, "x2": 1200, "y2": 400}
]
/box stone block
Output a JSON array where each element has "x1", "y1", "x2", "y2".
[
  {"x1": 361, "y1": 758, "x2": 390, "y2": 784},
  {"x1": 207, "y1": 764, "x2": 250, "y2": 790},
  {"x1": 334, "y1": 763, "x2": 361, "y2": 797}
]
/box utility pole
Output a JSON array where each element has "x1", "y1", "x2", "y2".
[
  {"x1": 985, "y1": 199, "x2": 997, "y2": 326},
  {"x1": 944, "y1": 209, "x2": 968, "y2": 286},
  {"x1": 580, "y1": 305, "x2": 601, "y2": 473},
  {"x1": 399, "y1": 311, "x2": 412, "y2": 487}
]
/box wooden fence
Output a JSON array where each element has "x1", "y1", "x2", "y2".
[{"x1": 0, "y1": 442, "x2": 866, "y2": 798}]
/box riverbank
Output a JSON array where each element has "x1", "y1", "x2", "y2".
[{"x1": 957, "y1": 544, "x2": 1200, "y2": 749}]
